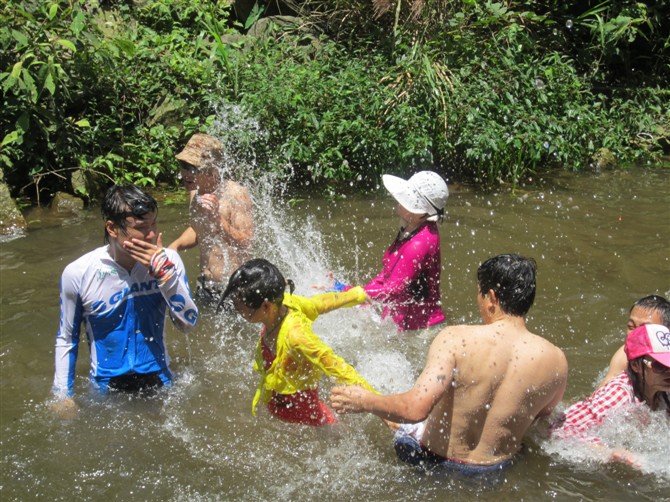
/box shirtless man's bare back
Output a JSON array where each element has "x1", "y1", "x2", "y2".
[
  {"x1": 168, "y1": 134, "x2": 253, "y2": 301},
  {"x1": 331, "y1": 254, "x2": 568, "y2": 471}
]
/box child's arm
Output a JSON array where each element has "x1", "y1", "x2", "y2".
[
  {"x1": 310, "y1": 286, "x2": 368, "y2": 315},
  {"x1": 289, "y1": 326, "x2": 376, "y2": 393}
]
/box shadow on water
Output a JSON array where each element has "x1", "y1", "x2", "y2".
[{"x1": 1, "y1": 165, "x2": 669, "y2": 501}]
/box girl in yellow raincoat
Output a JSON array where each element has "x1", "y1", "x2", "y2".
[{"x1": 219, "y1": 258, "x2": 377, "y2": 425}]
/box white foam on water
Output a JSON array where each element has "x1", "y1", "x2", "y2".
[
  {"x1": 356, "y1": 350, "x2": 415, "y2": 394},
  {"x1": 152, "y1": 110, "x2": 430, "y2": 498},
  {"x1": 541, "y1": 401, "x2": 670, "y2": 481}
]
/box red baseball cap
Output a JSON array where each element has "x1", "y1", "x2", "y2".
[{"x1": 624, "y1": 324, "x2": 670, "y2": 366}]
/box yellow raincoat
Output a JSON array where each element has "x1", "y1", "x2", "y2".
[{"x1": 251, "y1": 286, "x2": 376, "y2": 415}]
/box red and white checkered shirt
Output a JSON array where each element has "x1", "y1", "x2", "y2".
[{"x1": 551, "y1": 371, "x2": 640, "y2": 442}]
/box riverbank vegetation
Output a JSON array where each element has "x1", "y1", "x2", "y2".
[{"x1": 1, "y1": 0, "x2": 668, "y2": 204}]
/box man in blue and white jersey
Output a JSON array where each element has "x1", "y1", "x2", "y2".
[{"x1": 51, "y1": 185, "x2": 198, "y2": 417}]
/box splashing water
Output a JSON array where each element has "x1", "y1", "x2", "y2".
[
  {"x1": 2, "y1": 103, "x2": 670, "y2": 500},
  {"x1": 541, "y1": 402, "x2": 670, "y2": 481}
]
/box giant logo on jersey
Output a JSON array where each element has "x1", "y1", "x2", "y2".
[
  {"x1": 91, "y1": 279, "x2": 160, "y2": 313},
  {"x1": 90, "y1": 281, "x2": 197, "y2": 324},
  {"x1": 169, "y1": 294, "x2": 198, "y2": 324}
]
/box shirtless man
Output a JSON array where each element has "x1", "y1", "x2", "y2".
[
  {"x1": 598, "y1": 295, "x2": 670, "y2": 387},
  {"x1": 168, "y1": 134, "x2": 254, "y2": 304},
  {"x1": 330, "y1": 254, "x2": 568, "y2": 479}
]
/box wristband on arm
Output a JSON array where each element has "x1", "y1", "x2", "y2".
[{"x1": 149, "y1": 249, "x2": 176, "y2": 285}]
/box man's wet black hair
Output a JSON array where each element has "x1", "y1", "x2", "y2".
[
  {"x1": 631, "y1": 295, "x2": 670, "y2": 328},
  {"x1": 218, "y1": 258, "x2": 294, "y2": 312},
  {"x1": 102, "y1": 185, "x2": 158, "y2": 244},
  {"x1": 477, "y1": 254, "x2": 537, "y2": 317}
]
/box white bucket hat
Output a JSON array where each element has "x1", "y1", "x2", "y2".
[{"x1": 382, "y1": 171, "x2": 449, "y2": 222}]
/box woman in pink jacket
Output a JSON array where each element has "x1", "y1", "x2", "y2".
[{"x1": 337, "y1": 171, "x2": 449, "y2": 331}]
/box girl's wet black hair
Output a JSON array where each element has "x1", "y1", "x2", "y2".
[
  {"x1": 102, "y1": 185, "x2": 158, "y2": 244},
  {"x1": 217, "y1": 258, "x2": 295, "y2": 312}
]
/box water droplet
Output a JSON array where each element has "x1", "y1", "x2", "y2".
[
  {"x1": 566, "y1": 19, "x2": 573, "y2": 29},
  {"x1": 534, "y1": 78, "x2": 545, "y2": 90},
  {"x1": 543, "y1": 141, "x2": 550, "y2": 149}
]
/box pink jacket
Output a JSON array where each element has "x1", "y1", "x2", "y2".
[{"x1": 360, "y1": 222, "x2": 445, "y2": 331}]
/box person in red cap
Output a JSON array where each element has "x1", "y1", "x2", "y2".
[
  {"x1": 551, "y1": 323, "x2": 670, "y2": 464},
  {"x1": 598, "y1": 295, "x2": 670, "y2": 387},
  {"x1": 168, "y1": 133, "x2": 254, "y2": 304}
]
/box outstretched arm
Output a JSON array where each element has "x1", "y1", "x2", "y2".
[
  {"x1": 168, "y1": 226, "x2": 198, "y2": 251},
  {"x1": 311, "y1": 286, "x2": 368, "y2": 315},
  {"x1": 168, "y1": 188, "x2": 199, "y2": 251},
  {"x1": 287, "y1": 317, "x2": 375, "y2": 392},
  {"x1": 330, "y1": 331, "x2": 454, "y2": 423}
]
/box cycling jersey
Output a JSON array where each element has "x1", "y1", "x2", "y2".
[{"x1": 53, "y1": 246, "x2": 198, "y2": 396}]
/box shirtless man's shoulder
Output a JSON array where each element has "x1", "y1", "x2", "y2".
[
  {"x1": 219, "y1": 179, "x2": 252, "y2": 201},
  {"x1": 433, "y1": 322, "x2": 564, "y2": 363},
  {"x1": 431, "y1": 321, "x2": 567, "y2": 420}
]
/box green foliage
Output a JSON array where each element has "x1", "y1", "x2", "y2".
[
  {"x1": 425, "y1": 5, "x2": 604, "y2": 183},
  {"x1": 239, "y1": 0, "x2": 664, "y2": 186},
  {"x1": 0, "y1": 0, "x2": 667, "y2": 201},
  {"x1": 278, "y1": 0, "x2": 668, "y2": 185},
  {"x1": 572, "y1": 1, "x2": 668, "y2": 79},
  {"x1": 232, "y1": 38, "x2": 434, "y2": 183},
  {"x1": 1, "y1": 0, "x2": 101, "y2": 196},
  {"x1": 0, "y1": 0, "x2": 229, "y2": 200}
]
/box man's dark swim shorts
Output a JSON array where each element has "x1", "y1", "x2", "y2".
[{"x1": 393, "y1": 424, "x2": 520, "y2": 484}]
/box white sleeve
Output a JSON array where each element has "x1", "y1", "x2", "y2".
[
  {"x1": 52, "y1": 264, "x2": 82, "y2": 397},
  {"x1": 158, "y1": 249, "x2": 198, "y2": 333}
]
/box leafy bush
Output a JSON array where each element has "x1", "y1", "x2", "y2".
[
  {"x1": 225, "y1": 2, "x2": 666, "y2": 186},
  {"x1": 0, "y1": 0, "x2": 229, "y2": 201},
  {"x1": 230, "y1": 38, "x2": 434, "y2": 184},
  {"x1": 1, "y1": 0, "x2": 667, "y2": 203}
]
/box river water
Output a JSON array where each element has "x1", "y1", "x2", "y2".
[{"x1": 1, "y1": 167, "x2": 668, "y2": 501}]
